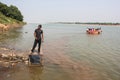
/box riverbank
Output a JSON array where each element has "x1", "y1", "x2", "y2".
[
  {"x1": 0, "y1": 23, "x2": 25, "y2": 32},
  {"x1": 0, "y1": 12, "x2": 26, "y2": 33}
]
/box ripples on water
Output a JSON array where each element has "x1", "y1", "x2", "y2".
[{"x1": 0, "y1": 23, "x2": 120, "y2": 80}]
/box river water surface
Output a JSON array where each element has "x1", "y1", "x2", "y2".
[{"x1": 0, "y1": 23, "x2": 120, "y2": 80}]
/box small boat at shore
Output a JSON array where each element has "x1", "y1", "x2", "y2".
[{"x1": 86, "y1": 28, "x2": 102, "y2": 34}]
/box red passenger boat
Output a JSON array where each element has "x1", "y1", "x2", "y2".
[{"x1": 86, "y1": 28, "x2": 102, "y2": 34}]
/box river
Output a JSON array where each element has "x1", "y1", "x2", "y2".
[{"x1": 0, "y1": 23, "x2": 120, "y2": 80}]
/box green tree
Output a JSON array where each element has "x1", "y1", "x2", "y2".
[
  {"x1": 0, "y1": 2, "x2": 9, "y2": 15},
  {"x1": 8, "y1": 5, "x2": 23, "y2": 21},
  {"x1": 0, "y1": 2, "x2": 23, "y2": 21}
]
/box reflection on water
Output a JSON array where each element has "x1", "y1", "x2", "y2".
[
  {"x1": 0, "y1": 23, "x2": 120, "y2": 80},
  {"x1": 28, "y1": 66, "x2": 43, "y2": 80},
  {"x1": 0, "y1": 27, "x2": 22, "y2": 45}
]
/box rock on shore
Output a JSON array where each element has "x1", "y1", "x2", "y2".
[
  {"x1": 0, "y1": 47, "x2": 29, "y2": 68},
  {"x1": 0, "y1": 23, "x2": 9, "y2": 31}
]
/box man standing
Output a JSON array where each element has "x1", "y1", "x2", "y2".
[{"x1": 31, "y1": 24, "x2": 44, "y2": 54}]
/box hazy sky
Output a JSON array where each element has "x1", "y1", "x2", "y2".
[{"x1": 0, "y1": 0, "x2": 120, "y2": 23}]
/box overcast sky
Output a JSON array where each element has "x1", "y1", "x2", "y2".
[{"x1": 0, "y1": 0, "x2": 120, "y2": 23}]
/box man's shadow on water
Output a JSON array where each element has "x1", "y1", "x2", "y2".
[{"x1": 28, "y1": 66, "x2": 43, "y2": 80}]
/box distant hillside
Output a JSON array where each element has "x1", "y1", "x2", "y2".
[
  {"x1": 74, "y1": 22, "x2": 120, "y2": 25},
  {"x1": 57, "y1": 22, "x2": 120, "y2": 25}
]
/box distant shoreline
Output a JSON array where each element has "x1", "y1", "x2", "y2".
[{"x1": 55, "y1": 22, "x2": 120, "y2": 26}]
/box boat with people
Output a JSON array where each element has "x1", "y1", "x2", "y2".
[{"x1": 86, "y1": 28, "x2": 102, "y2": 34}]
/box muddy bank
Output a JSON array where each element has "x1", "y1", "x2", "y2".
[
  {"x1": 0, "y1": 23, "x2": 9, "y2": 31},
  {"x1": 0, "y1": 23, "x2": 25, "y2": 33}
]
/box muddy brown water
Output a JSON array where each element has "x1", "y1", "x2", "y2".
[{"x1": 0, "y1": 23, "x2": 120, "y2": 80}]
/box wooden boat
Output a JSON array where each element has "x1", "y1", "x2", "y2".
[{"x1": 86, "y1": 28, "x2": 102, "y2": 34}]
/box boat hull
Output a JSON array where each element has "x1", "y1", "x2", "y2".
[
  {"x1": 86, "y1": 30, "x2": 101, "y2": 34},
  {"x1": 86, "y1": 28, "x2": 102, "y2": 34}
]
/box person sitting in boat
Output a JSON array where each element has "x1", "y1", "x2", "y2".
[{"x1": 96, "y1": 28, "x2": 101, "y2": 30}]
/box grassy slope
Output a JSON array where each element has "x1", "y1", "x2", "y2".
[{"x1": 0, "y1": 12, "x2": 25, "y2": 25}]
